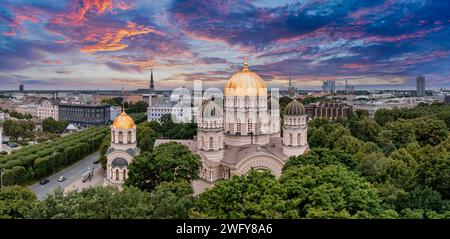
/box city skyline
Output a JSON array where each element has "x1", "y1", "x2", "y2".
[{"x1": 0, "y1": 0, "x2": 449, "y2": 91}]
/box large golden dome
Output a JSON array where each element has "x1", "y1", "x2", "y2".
[
  {"x1": 112, "y1": 111, "x2": 136, "y2": 129},
  {"x1": 224, "y1": 62, "x2": 267, "y2": 96}
]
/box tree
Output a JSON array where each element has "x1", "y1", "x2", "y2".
[
  {"x1": 403, "y1": 186, "x2": 450, "y2": 213},
  {"x1": 101, "y1": 97, "x2": 123, "y2": 106},
  {"x1": 153, "y1": 142, "x2": 201, "y2": 182},
  {"x1": 125, "y1": 152, "x2": 160, "y2": 192},
  {"x1": 415, "y1": 145, "x2": 450, "y2": 199},
  {"x1": 377, "y1": 119, "x2": 416, "y2": 151},
  {"x1": 307, "y1": 123, "x2": 351, "y2": 149},
  {"x1": 0, "y1": 185, "x2": 36, "y2": 219},
  {"x1": 283, "y1": 148, "x2": 355, "y2": 171},
  {"x1": 349, "y1": 116, "x2": 381, "y2": 142},
  {"x1": 42, "y1": 118, "x2": 69, "y2": 134},
  {"x1": 126, "y1": 142, "x2": 201, "y2": 192},
  {"x1": 412, "y1": 117, "x2": 448, "y2": 146},
  {"x1": 148, "y1": 181, "x2": 194, "y2": 219},
  {"x1": 374, "y1": 109, "x2": 396, "y2": 126},
  {"x1": 125, "y1": 101, "x2": 149, "y2": 114},
  {"x1": 137, "y1": 122, "x2": 156, "y2": 152},
  {"x1": 335, "y1": 135, "x2": 364, "y2": 155},
  {"x1": 191, "y1": 170, "x2": 286, "y2": 219},
  {"x1": 98, "y1": 133, "x2": 111, "y2": 170},
  {"x1": 27, "y1": 186, "x2": 153, "y2": 219},
  {"x1": 281, "y1": 164, "x2": 382, "y2": 218},
  {"x1": 148, "y1": 120, "x2": 162, "y2": 137},
  {"x1": 308, "y1": 118, "x2": 330, "y2": 129},
  {"x1": 27, "y1": 184, "x2": 194, "y2": 219}
]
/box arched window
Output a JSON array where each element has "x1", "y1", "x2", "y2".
[
  {"x1": 237, "y1": 119, "x2": 241, "y2": 132},
  {"x1": 289, "y1": 133, "x2": 293, "y2": 146},
  {"x1": 218, "y1": 136, "x2": 223, "y2": 149},
  {"x1": 115, "y1": 169, "x2": 119, "y2": 180},
  {"x1": 209, "y1": 137, "x2": 214, "y2": 150},
  {"x1": 118, "y1": 131, "x2": 123, "y2": 144},
  {"x1": 127, "y1": 131, "x2": 132, "y2": 143},
  {"x1": 297, "y1": 133, "x2": 301, "y2": 146},
  {"x1": 112, "y1": 133, "x2": 115, "y2": 143},
  {"x1": 123, "y1": 169, "x2": 126, "y2": 180},
  {"x1": 200, "y1": 136, "x2": 204, "y2": 149}
]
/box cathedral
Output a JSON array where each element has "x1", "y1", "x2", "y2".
[
  {"x1": 155, "y1": 62, "x2": 309, "y2": 188},
  {"x1": 105, "y1": 62, "x2": 309, "y2": 190}
]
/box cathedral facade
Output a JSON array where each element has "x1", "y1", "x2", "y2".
[{"x1": 155, "y1": 62, "x2": 309, "y2": 187}]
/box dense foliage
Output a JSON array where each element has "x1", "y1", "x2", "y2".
[
  {"x1": 42, "y1": 118, "x2": 69, "y2": 134},
  {"x1": 26, "y1": 182, "x2": 193, "y2": 219},
  {"x1": 1, "y1": 119, "x2": 35, "y2": 142},
  {"x1": 0, "y1": 186, "x2": 36, "y2": 219},
  {"x1": 0, "y1": 126, "x2": 107, "y2": 185},
  {"x1": 2, "y1": 104, "x2": 450, "y2": 219},
  {"x1": 101, "y1": 97, "x2": 148, "y2": 114},
  {"x1": 152, "y1": 115, "x2": 197, "y2": 139},
  {"x1": 191, "y1": 104, "x2": 450, "y2": 218},
  {"x1": 9, "y1": 111, "x2": 32, "y2": 120},
  {"x1": 126, "y1": 142, "x2": 201, "y2": 192}
]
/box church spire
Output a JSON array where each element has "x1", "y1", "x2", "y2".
[{"x1": 150, "y1": 68, "x2": 155, "y2": 92}]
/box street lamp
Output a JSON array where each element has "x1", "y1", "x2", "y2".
[
  {"x1": 53, "y1": 152, "x2": 57, "y2": 175},
  {"x1": 0, "y1": 168, "x2": 4, "y2": 188}
]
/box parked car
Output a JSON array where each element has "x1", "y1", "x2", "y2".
[
  {"x1": 58, "y1": 176, "x2": 66, "y2": 182},
  {"x1": 39, "y1": 178, "x2": 50, "y2": 185},
  {"x1": 93, "y1": 160, "x2": 100, "y2": 164},
  {"x1": 7, "y1": 142, "x2": 18, "y2": 148}
]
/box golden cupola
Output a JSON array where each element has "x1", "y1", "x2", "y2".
[
  {"x1": 112, "y1": 108, "x2": 136, "y2": 129},
  {"x1": 224, "y1": 61, "x2": 267, "y2": 97}
]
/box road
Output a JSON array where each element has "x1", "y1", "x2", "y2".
[{"x1": 29, "y1": 151, "x2": 100, "y2": 200}]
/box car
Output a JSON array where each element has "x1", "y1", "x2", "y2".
[
  {"x1": 93, "y1": 160, "x2": 100, "y2": 164},
  {"x1": 39, "y1": 178, "x2": 50, "y2": 185},
  {"x1": 7, "y1": 142, "x2": 18, "y2": 148},
  {"x1": 58, "y1": 176, "x2": 66, "y2": 182}
]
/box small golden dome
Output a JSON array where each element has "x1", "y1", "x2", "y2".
[
  {"x1": 224, "y1": 62, "x2": 267, "y2": 97},
  {"x1": 112, "y1": 111, "x2": 136, "y2": 129}
]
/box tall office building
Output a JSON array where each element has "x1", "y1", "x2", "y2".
[
  {"x1": 322, "y1": 80, "x2": 336, "y2": 94},
  {"x1": 416, "y1": 76, "x2": 425, "y2": 97},
  {"x1": 19, "y1": 83, "x2": 24, "y2": 93}
]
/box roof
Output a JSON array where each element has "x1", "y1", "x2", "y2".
[
  {"x1": 285, "y1": 100, "x2": 306, "y2": 116},
  {"x1": 112, "y1": 111, "x2": 135, "y2": 129},
  {"x1": 111, "y1": 157, "x2": 128, "y2": 167},
  {"x1": 201, "y1": 100, "x2": 223, "y2": 118},
  {"x1": 224, "y1": 63, "x2": 267, "y2": 97},
  {"x1": 58, "y1": 103, "x2": 110, "y2": 108},
  {"x1": 66, "y1": 124, "x2": 78, "y2": 130}
]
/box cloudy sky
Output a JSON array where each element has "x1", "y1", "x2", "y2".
[{"x1": 0, "y1": 0, "x2": 449, "y2": 90}]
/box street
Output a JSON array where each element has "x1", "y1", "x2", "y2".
[{"x1": 29, "y1": 151, "x2": 100, "y2": 200}]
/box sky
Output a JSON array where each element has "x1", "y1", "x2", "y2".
[{"x1": 0, "y1": 0, "x2": 449, "y2": 91}]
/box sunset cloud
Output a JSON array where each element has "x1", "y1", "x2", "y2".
[{"x1": 0, "y1": 0, "x2": 449, "y2": 90}]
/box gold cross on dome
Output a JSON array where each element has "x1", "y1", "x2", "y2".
[{"x1": 243, "y1": 56, "x2": 249, "y2": 69}]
